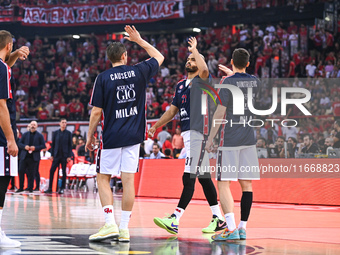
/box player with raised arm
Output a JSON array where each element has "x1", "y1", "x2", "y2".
[
  {"x1": 86, "y1": 25, "x2": 164, "y2": 242},
  {"x1": 149, "y1": 37, "x2": 226, "y2": 235}
]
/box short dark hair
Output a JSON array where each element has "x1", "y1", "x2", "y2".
[
  {"x1": 153, "y1": 143, "x2": 160, "y2": 148},
  {"x1": 60, "y1": 118, "x2": 67, "y2": 122},
  {"x1": 0, "y1": 30, "x2": 13, "y2": 51},
  {"x1": 258, "y1": 137, "x2": 267, "y2": 145},
  {"x1": 288, "y1": 137, "x2": 297, "y2": 144},
  {"x1": 277, "y1": 136, "x2": 285, "y2": 141},
  {"x1": 303, "y1": 134, "x2": 312, "y2": 140},
  {"x1": 232, "y1": 48, "x2": 250, "y2": 69},
  {"x1": 106, "y1": 42, "x2": 126, "y2": 63},
  {"x1": 164, "y1": 148, "x2": 171, "y2": 156}
]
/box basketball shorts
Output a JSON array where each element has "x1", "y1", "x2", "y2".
[
  {"x1": 0, "y1": 146, "x2": 18, "y2": 177},
  {"x1": 96, "y1": 144, "x2": 140, "y2": 175},
  {"x1": 182, "y1": 130, "x2": 210, "y2": 175},
  {"x1": 216, "y1": 145, "x2": 260, "y2": 181}
]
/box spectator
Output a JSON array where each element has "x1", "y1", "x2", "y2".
[
  {"x1": 333, "y1": 121, "x2": 340, "y2": 148},
  {"x1": 282, "y1": 125, "x2": 298, "y2": 140},
  {"x1": 287, "y1": 137, "x2": 298, "y2": 158},
  {"x1": 256, "y1": 137, "x2": 267, "y2": 148},
  {"x1": 162, "y1": 136, "x2": 173, "y2": 155},
  {"x1": 172, "y1": 127, "x2": 184, "y2": 158},
  {"x1": 298, "y1": 134, "x2": 320, "y2": 154},
  {"x1": 149, "y1": 144, "x2": 165, "y2": 159},
  {"x1": 273, "y1": 136, "x2": 285, "y2": 158},
  {"x1": 163, "y1": 148, "x2": 173, "y2": 159},
  {"x1": 323, "y1": 137, "x2": 334, "y2": 154},
  {"x1": 157, "y1": 126, "x2": 171, "y2": 147}
]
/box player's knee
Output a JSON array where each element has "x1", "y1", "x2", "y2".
[
  {"x1": 182, "y1": 173, "x2": 195, "y2": 191},
  {"x1": 198, "y1": 177, "x2": 212, "y2": 186},
  {"x1": 239, "y1": 180, "x2": 252, "y2": 191}
]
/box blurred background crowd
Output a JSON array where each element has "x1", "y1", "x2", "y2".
[{"x1": 2, "y1": 0, "x2": 339, "y2": 159}]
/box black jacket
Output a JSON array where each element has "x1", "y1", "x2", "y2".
[
  {"x1": 51, "y1": 129, "x2": 73, "y2": 158},
  {"x1": 18, "y1": 131, "x2": 46, "y2": 161}
]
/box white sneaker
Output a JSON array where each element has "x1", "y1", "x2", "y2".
[
  {"x1": 0, "y1": 231, "x2": 21, "y2": 248},
  {"x1": 118, "y1": 229, "x2": 130, "y2": 242}
]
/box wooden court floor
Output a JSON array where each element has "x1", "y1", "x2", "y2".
[{"x1": 1, "y1": 190, "x2": 340, "y2": 255}]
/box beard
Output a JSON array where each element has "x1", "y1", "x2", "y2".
[{"x1": 185, "y1": 66, "x2": 198, "y2": 73}]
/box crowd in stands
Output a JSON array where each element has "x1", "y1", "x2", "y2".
[{"x1": 6, "y1": 3, "x2": 339, "y2": 158}]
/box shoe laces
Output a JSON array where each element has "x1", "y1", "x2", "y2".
[{"x1": 163, "y1": 213, "x2": 174, "y2": 219}]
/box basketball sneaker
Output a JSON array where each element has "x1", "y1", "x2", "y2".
[
  {"x1": 118, "y1": 229, "x2": 130, "y2": 242},
  {"x1": 238, "y1": 228, "x2": 246, "y2": 240},
  {"x1": 89, "y1": 223, "x2": 119, "y2": 242},
  {"x1": 212, "y1": 228, "x2": 240, "y2": 241},
  {"x1": 153, "y1": 214, "x2": 179, "y2": 234},
  {"x1": 202, "y1": 215, "x2": 227, "y2": 233},
  {"x1": 0, "y1": 231, "x2": 21, "y2": 248}
]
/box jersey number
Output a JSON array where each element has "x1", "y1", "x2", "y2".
[{"x1": 185, "y1": 157, "x2": 193, "y2": 166}]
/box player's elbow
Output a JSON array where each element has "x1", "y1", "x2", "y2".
[{"x1": 156, "y1": 55, "x2": 165, "y2": 66}]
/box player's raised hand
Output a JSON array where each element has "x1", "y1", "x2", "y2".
[
  {"x1": 187, "y1": 37, "x2": 197, "y2": 53},
  {"x1": 124, "y1": 25, "x2": 142, "y2": 43},
  {"x1": 148, "y1": 126, "x2": 156, "y2": 138},
  {"x1": 218, "y1": 64, "x2": 233, "y2": 76},
  {"x1": 16, "y1": 46, "x2": 30, "y2": 60}
]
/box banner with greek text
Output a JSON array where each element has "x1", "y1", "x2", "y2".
[{"x1": 22, "y1": 1, "x2": 184, "y2": 27}]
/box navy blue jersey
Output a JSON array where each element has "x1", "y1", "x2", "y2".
[
  {"x1": 218, "y1": 72, "x2": 261, "y2": 147},
  {"x1": 172, "y1": 75, "x2": 212, "y2": 133},
  {"x1": 0, "y1": 59, "x2": 16, "y2": 147},
  {"x1": 90, "y1": 58, "x2": 159, "y2": 149}
]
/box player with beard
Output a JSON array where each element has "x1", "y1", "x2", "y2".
[{"x1": 149, "y1": 37, "x2": 226, "y2": 235}]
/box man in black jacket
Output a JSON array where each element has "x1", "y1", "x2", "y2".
[
  {"x1": 45, "y1": 118, "x2": 72, "y2": 194},
  {"x1": 17, "y1": 121, "x2": 46, "y2": 193}
]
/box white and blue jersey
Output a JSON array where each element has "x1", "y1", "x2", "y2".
[
  {"x1": 90, "y1": 58, "x2": 159, "y2": 149},
  {"x1": 172, "y1": 75, "x2": 212, "y2": 134},
  {"x1": 0, "y1": 59, "x2": 16, "y2": 147},
  {"x1": 218, "y1": 72, "x2": 261, "y2": 147}
]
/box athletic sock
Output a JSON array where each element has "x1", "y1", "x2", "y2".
[
  {"x1": 103, "y1": 205, "x2": 116, "y2": 225},
  {"x1": 238, "y1": 221, "x2": 247, "y2": 229},
  {"x1": 210, "y1": 204, "x2": 223, "y2": 220},
  {"x1": 224, "y1": 213, "x2": 236, "y2": 231},
  {"x1": 173, "y1": 207, "x2": 184, "y2": 221},
  {"x1": 119, "y1": 211, "x2": 132, "y2": 230},
  {"x1": 241, "y1": 191, "x2": 253, "y2": 221}
]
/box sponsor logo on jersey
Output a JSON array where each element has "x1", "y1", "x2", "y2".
[{"x1": 116, "y1": 106, "x2": 138, "y2": 119}]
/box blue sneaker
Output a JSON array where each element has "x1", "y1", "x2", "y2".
[
  {"x1": 212, "y1": 228, "x2": 240, "y2": 241},
  {"x1": 238, "y1": 228, "x2": 246, "y2": 240}
]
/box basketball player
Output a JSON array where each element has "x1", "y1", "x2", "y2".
[
  {"x1": 206, "y1": 48, "x2": 260, "y2": 241},
  {"x1": 0, "y1": 30, "x2": 29, "y2": 247},
  {"x1": 86, "y1": 25, "x2": 164, "y2": 242},
  {"x1": 149, "y1": 37, "x2": 226, "y2": 235}
]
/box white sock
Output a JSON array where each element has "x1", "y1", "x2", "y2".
[
  {"x1": 0, "y1": 210, "x2": 2, "y2": 231},
  {"x1": 238, "y1": 221, "x2": 247, "y2": 229},
  {"x1": 210, "y1": 205, "x2": 223, "y2": 220},
  {"x1": 103, "y1": 205, "x2": 116, "y2": 225},
  {"x1": 173, "y1": 207, "x2": 184, "y2": 221},
  {"x1": 225, "y1": 213, "x2": 236, "y2": 231},
  {"x1": 119, "y1": 211, "x2": 132, "y2": 230}
]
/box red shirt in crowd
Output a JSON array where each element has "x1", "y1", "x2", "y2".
[
  {"x1": 333, "y1": 101, "x2": 340, "y2": 116},
  {"x1": 38, "y1": 110, "x2": 49, "y2": 120},
  {"x1": 59, "y1": 103, "x2": 68, "y2": 117}
]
